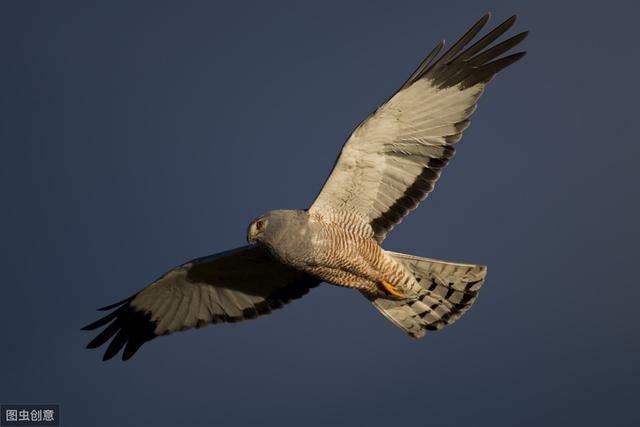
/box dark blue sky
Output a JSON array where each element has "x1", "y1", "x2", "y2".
[{"x1": 1, "y1": 1, "x2": 638, "y2": 426}]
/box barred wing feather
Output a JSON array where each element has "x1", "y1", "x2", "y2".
[
  {"x1": 310, "y1": 14, "x2": 527, "y2": 241},
  {"x1": 82, "y1": 245, "x2": 319, "y2": 361}
]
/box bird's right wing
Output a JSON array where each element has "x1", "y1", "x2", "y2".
[
  {"x1": 82, "y1": 245, "x2": 320, "y2": 361},
  {"x1": 310, "y1": 14, "x2": 527, "y2": 242}
]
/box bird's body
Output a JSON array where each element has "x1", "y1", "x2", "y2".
[
  {"x1": 83, "y1": 13, "x2": 527, "y2": 361},
  {"x1": 250, "y1": 209, "x2": 416, "y2": 297}
]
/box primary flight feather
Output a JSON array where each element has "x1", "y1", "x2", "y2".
[{"x1": 83, "y1": 13, "x2": 527, "y2": 360}]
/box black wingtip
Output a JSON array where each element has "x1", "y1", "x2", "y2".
[
  {"x1": 83, "y1": 299, "x2": 158, "y2": 361},
  {"x1": 81, "y1": 311, "x2": 117, "y2": 331},
  {"x1": 397, "y1": 12, "x2": 526, "y2": 95},
  {"x1": 460, "y1": 51, "x2": 527, "y2": 88},
  {"x1": 97, "y1": 295, "x2": 135, "y2": 311},
  {"x1": 86, "y1": 337, "x2": 105, "y2": 350},
  {"x1": 417, "y1": 12, "x2": 528, "y2": 89},
  {"x1": 121, "y1": 337, "x2": 148, "y2": 361},
  {"x1": 102, "y1": 329, "x2": 128, "y2": 361},
  {"x1": 498, "y1": 15, "x2": 518, "y2": 35}
]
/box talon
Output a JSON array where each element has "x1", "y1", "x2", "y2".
[{"x1": 380, "y1": 280, "x2": 405, "y2": 298}]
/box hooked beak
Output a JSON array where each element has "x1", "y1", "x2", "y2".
[{"x1": 247, "y1": 222, "x2": 258, "y2": 244}]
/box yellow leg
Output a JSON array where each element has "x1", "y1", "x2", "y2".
[{"x1": 380, "y1": 280, "x2": 405, "y2": 298}]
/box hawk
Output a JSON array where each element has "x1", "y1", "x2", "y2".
[{"x1": 83, "y1": 13, "x2": 527, "y2": 360}]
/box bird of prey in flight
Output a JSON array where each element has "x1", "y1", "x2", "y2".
[{"x1": 83, "y1": 13, "x2": 527, "y2": 361}]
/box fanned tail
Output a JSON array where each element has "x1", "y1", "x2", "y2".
[{"x1": 367, "y1": 251, "x2": 486, "y2": 338}]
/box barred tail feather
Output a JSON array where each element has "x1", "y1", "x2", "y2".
[{"x1": 368, "y1": 251, "x2": 487, "y2": 338}]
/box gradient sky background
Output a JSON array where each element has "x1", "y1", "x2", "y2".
[{"x1": 1, "y1": 1, "x2": 638, "y2": 426}]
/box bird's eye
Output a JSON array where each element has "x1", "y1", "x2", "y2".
[{"x1": 255, "y1": 220, "x2": 265, "y2": 231}]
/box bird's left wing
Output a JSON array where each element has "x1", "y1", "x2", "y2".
[
  {"x1": 309, "y1": 14, "x2": 527, "y2": 241},
  {"x1": 82, "y1": 245, "x2": 319, "y2": 361}
]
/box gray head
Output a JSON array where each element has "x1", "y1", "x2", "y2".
[{"x1": 246, "y1": 209, "x2": 309, "y2": 248}]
